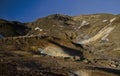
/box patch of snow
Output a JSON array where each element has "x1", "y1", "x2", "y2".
[
  {"x1": 38, "y1": 46, "x2": 71, "y2": 57},
  {"x1": 102, "y1": 20, "x2": 107, "y2": 22},
  {"x1": 110, "y1": 17, "x2": 116, "y2": 23},
  {"x1": 81, "y1": 21, "x2": 89, "y2": 27},
  {"x1": 38, "y1": 48, "x2": 47, "y2": 55},
  {"x1": 35, "y1": 27, "x2": 43, "y2": 31},
  {"x1": 77, "y1": 26, "x2": 115, "y2": 44},
  {"x1": 76, "y1": 21, "x2": 89, "y2": 31},
  {"x1": 70, "y1": 70, "x2": 89, "y2": 76},
  {"x1": 101, "y1": 34, "x2": 109, "y2": 41},
  {"x1": 101, "y1": 26, "x2": 115, "y2": 41},
  {"x1": 0, "y1": 34, "x2": 4, "y2": 38}
]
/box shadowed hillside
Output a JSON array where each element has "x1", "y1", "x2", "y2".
[{"x1": 0, "y1": 19, "x2": 30, "y2": 37}]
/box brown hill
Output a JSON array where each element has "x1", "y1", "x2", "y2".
[
  {"x1": 0, "y1": 13, "x2": 120, "y2": 76},
  {"x1": 0, "y1": 19, "x2": 30, "y2": 37}
]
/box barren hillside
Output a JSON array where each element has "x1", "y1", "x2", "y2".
[{"x1": 0, "y1": 14, "x2": 120, "y2": 76}]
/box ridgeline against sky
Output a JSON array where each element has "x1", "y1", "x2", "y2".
[{"x1": 0, "y1": 0, "x2": 120, "y2": 22}]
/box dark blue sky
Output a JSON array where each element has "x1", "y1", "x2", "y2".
[{"x1": 0, "y1": 0, "x2": 120, "y2": 22}]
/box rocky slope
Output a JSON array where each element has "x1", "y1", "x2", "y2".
[
  {"x1": 0, "y1": 19, "x2": 30, "y2": 37},
  {"x1": 0, "y1": 13, "x2": 120, "y2": 76}
]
